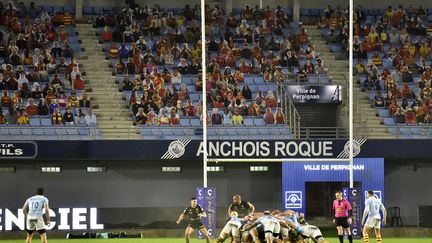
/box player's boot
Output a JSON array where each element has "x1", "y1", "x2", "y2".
[{"x1": 214, "y1": 237, "x2": 225, "y2": 243}]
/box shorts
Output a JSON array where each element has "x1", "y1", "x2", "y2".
[
  {"x1": 26, "y1": 217, "x2": 45, "y2": 231},
  {"x1": 222, "y1": 221, "x2": 248, "y2": 238},
  {"x1": 232, "y1": 228, "x2": 249, "y2": 238},
  {"x1": 335, "y1": 217, "x2": 350, "y2": 228},
  {"x1": 188, "y1": 220, "x2": 205, "y2": 229},
  {"x1": 365, "y1": 217, "x2": 381, "y2": 229},
  {"x1": 26, "y1": 216, "x2": 46, "y2": 234},
  {"x1": 280, "y1": 227, "x2": 290, "y2": 239},
  {"x1": 302, "y1": 225, "x2": 323, "y2": 240},
  {"x1": 263, "y1": 221, "x2": 280, "y2": 235}
]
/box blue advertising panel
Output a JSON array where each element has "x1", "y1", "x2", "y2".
[
  {"x1": 3, "y1": 139, "x2": 432, "y2": 160},
  {"x1": 342, "y1": 188, "x2": 362, "y2": 239},
  {"x1": 0, "y1": 142, "x2": 37, "y2": 159},
  {"x1": 282, "y1": 158, "x2": 384, "y2": 216},
  {"x1": 196, "y1": 188, "x2": 216, "y2": 239}
]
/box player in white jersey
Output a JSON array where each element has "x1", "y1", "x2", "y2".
[
  {"x1": 243, "y1": 211, "x2": 281, "y2": 243},
  {"x1": 279, "y1": 210, "x2": 329, "y2": 243},
  {"x1": 22, "y1": 188, "x2": 50, "y2": 243},
  {"x1": 362, "y1": 191, "x2": 387, "y2": 243},
  {"x1": 215, "y1": 211, "x2": 249, "y2": 243}
]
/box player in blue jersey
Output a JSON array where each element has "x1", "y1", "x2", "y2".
[
  {"x1": 362, "y1": 191, "x2": 387, "y2": 243},
  {"x1": 279, "y1": 210, "x2": 329, "y2": 243},
  {"x1": 22, "y1": 188, "x2": 51, "y2": 243},
  {"x1": 215, "y1": 211, "x2": 250, "y2": 243},
  {"x1": 242, "y1": 211, "x2": 281, "y2": 243}
]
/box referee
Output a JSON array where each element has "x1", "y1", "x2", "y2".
[{"x1": 332, "y1": 191, "x2": 353, "y2": 243}]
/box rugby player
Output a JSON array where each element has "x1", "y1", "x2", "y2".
[
  {"x1": 333, "y1": 191, "x2": 353, "y2": 243},
  {"x1": 229, "y1": 195, "x2": 255, "y2": 217},
  {"x1": 215, "y1": 211, "x2": 248, "y2": 243},
  {"x1": 242, "y1": 210, "x2": 281, "y2": 243},
  {"x1": 176, "y1": 197, "x2": 211, "y2": 243},
  {"x1": 226, "y1": 195, "x2": 255, "y2": 242},
  {"x1": 22, "y1": 188, "x2": 51, "y2": 243},
  {"x1": 362, "y1": 191, "x2": 387, "y2": 243},
  {"x1": 279, "y1": 210, "x2": 329, "y2": 243}
]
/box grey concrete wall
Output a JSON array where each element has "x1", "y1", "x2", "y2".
[
  {"x1": 385, "y1": 164, "x2": 432, "y2": 226},
  {"x1": 0, "y1": 160, "x2": 281, "y2": 210},
  {"x1": 0, "y1": 160, "x2": 281, "y2": 228}
]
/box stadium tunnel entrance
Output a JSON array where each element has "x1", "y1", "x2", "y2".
[{"x1": 305, "y1": 181, "x2": 362, "y2": 217}]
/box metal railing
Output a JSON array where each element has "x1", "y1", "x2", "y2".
[
  {"x1": 0, "y1": 125, "x2": 358, "y2": 140},
  {"x1": 354, "y1": 124, "x2": 432, "y2": 139},
  {"x1": 278, "y1": 83, "x2": 301, "y2": 138},
  {"x1": 298, "y1": 127, "x2": 348, "y2": 139}
]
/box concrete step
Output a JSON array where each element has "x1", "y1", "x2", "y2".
[
  {"x1": 99, "y1": 124, "x2": 137, "y2": 130},
  {"x1": 76, "y1": 23, "x2": 144, "y2": 139}
]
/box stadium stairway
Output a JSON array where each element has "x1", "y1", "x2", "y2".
[
  {"x1": 75, "y1": 23, "x2": 141, "y2": 139},
  {"x1": 303, "y1": 26, "x2": 349, "y2": 130},
  {"x1": 304, "y1": 26, "x2": 391, "y2": 138}
]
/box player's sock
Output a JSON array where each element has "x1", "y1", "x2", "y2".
[
  {"x1": 338, "y1": 235, "x2": 344, "y2": 243},
  {"x1": 363, "y1": 234, "x2": 369, "y2": 243},
  {"x1": 376, "y1": 236, "x2": 382, "y2": 243},
  {"x1": 348, "y1": 235, "x2": 353, "y2": 243},
  {"x1": 214, "y1": 237, "x2": 224, "y2": 243}
]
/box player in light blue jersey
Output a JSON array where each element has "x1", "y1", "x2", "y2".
[
  {"x1": 242, "y1": 211, "x2": 281, "y2": 243},
  {"x1": 362, "y1": 191, "x2": 387, "y2": 243},
  {"x1": 215, "y1": 211, "x2": 249, "y2": 243},
  {"x1": 278, "y1": 210, "x2": 329, "y2": 243},
  {"x1": 22, "y1": 188, "x2": 50, "y2": 243}
]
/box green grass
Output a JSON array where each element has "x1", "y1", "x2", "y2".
[{"x1": 2, "y1": 238, "x2": 431, "y2": 243}]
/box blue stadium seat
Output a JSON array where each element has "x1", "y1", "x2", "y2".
[
  {"x1": 162, "y1": 128, "x2": 174, "y2": 135},
  {"x1": 180, "y1": 119, "x2": 191, "y2": 126},
  {"x1": 9, "y1": 128, "x2": 21, "y2": 135},
  {"x1": 30, "y1": 118, "x2": 41, "y2": 126},
  {"x1": 40, "y1": 118, "x2": 51, "y2": 126},
  {"x1": 243, "y1": 118, "x2": 254, "y2": 126},
  {"x1": 190, "y1": 118, "x2": 200, "y2": 126},
  {"x1": 33, "y1": 129, "x2": 44, "y2": 135},
  {"x1": 254, "y1": 119, "x2": 265, "y2": 126},
  {"x1": 383, "y1": 118, "x2": 395, "y2": 126},
  {"x1": 21, "y1": 129, "x2": 32, "y2": 135},
  {"x1": 378, "y1": 109, "x2": 390, "y2": 117},
  {"x1": 140, "y1": 128, "x2": 152, "y2": 135},
  {"x1": 83, "y1": 6, "x2": 94, "y2": 14},
  {"x1": 300, "y1": 9, "x2": 311, "y2": 16},
  {"x1": 67, "y1": 128, "x2": 79, "y2": 135},
  {"x1": 236, "y1": 128, "x2": 248, "y2": 135}
]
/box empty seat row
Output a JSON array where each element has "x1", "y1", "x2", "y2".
[{"x1": 0, "y1": 127, "x2": 100, "y2": 137}]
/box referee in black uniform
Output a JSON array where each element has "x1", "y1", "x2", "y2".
[{"x1": 177, "y1": 197, "x2": 211, "y2": 243}]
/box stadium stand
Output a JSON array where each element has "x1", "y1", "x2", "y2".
[
  {"x1": 86, "y1": 3, "x2": 349, "y2": 140},
  {"x1": 353, "y1": 4, "x2": 432, "y2": 138},
  {"x1": 0, "y1": 2, "x2": 349, "y2": 140},
  {"x1": 0, "y1": 1, "x2": 100, "y2": 140},
  {"x1": 93, "y1": 4, "x2": 295, "y2": 140}
]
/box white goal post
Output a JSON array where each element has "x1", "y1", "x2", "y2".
[{"x1": 200, "y1": 0, "x2": 355, "y2": 188}]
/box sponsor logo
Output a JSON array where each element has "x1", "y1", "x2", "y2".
[
  {"x1": 161, "y1": 139, "x2": 191, "y2": 159},
  {"x1": 0, "y1": 142, "x2": 38, "y2": 159},
  {"x1": 337, "y1": 139, "x2": 366, "y2": 158},
  {"x1": 0, "y1": 208, "x2": 103, "y2": 231},
  {"x1": 285, "y1": 191, "x2": 302, "y2": 209}
]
